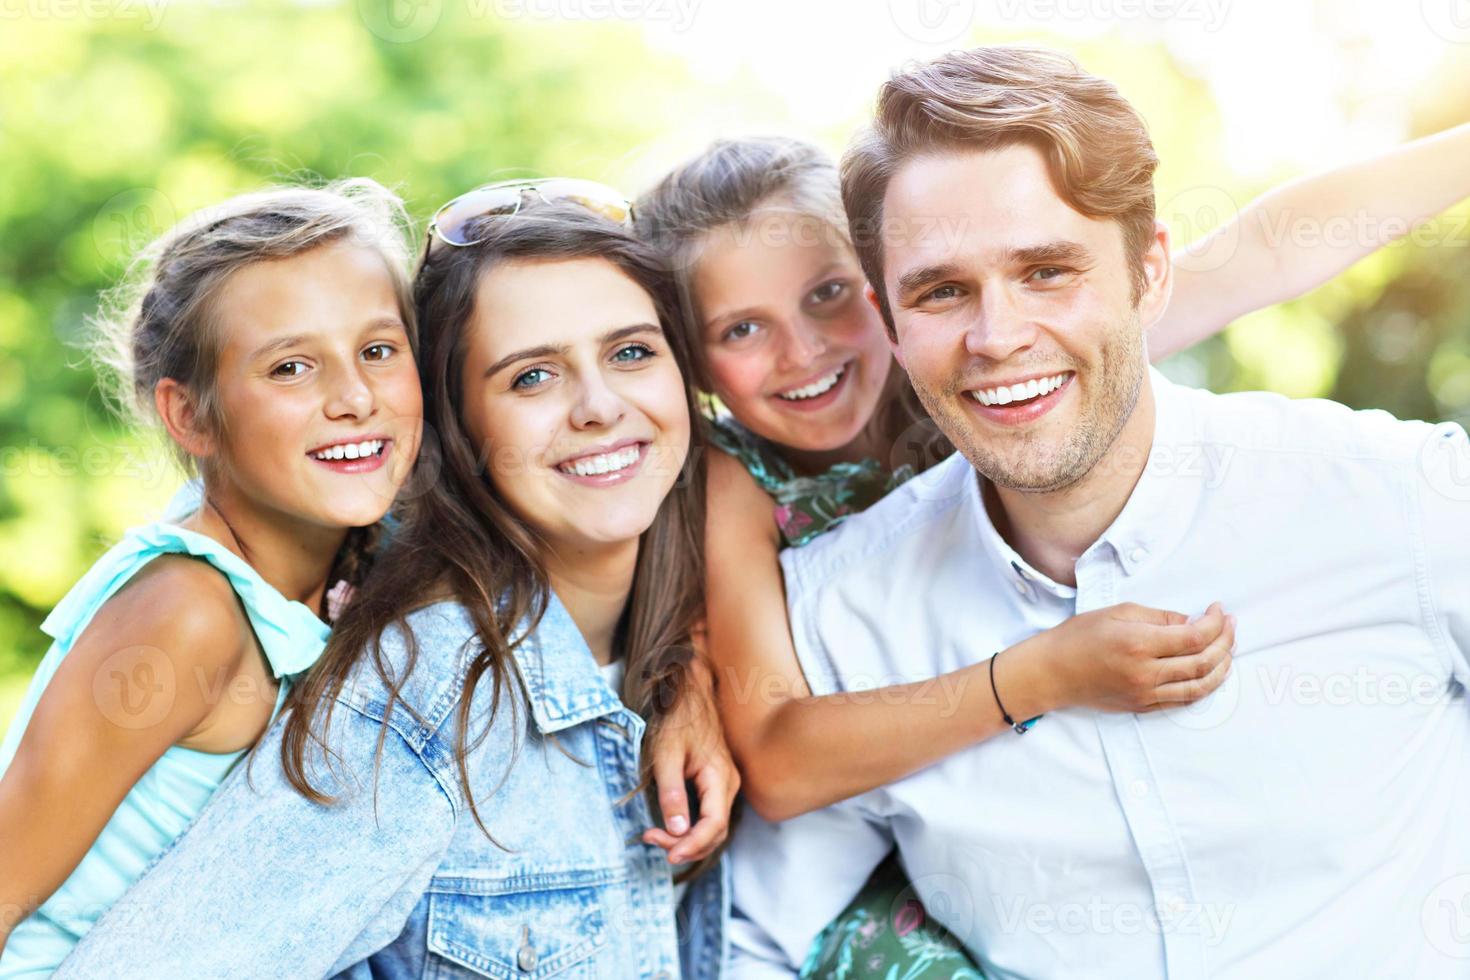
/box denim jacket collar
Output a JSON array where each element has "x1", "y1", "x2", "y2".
[{"x1": 512, "y1": 590, "x2": 632, "y2": 735}]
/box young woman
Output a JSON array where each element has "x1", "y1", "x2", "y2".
[
  {"x1": 51, "y1": 192, "x2": 732, "y2": 979},
  {"x1": 633, "y1": 121, "x2": 1470, "y2": 975},
  {"x1": 0, "y1": 179, "x2": 425, "y2": 974}
]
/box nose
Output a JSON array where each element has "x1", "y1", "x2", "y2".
[
  {"x1": 964, "y1": 284, "x2": 1039, "y2": 363},
  {"x1": 323, "y1": 361, "x2": 373, "y2": 420},
  {"x1": 569, "y1": 369, "x2": 627, "y2": 429},
  {"x1": 777, "y1": 317, "x2": 828, "y2": 372}
]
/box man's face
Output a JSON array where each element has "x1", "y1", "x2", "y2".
[{"x1": 877, "y1": 143, "x2": 1169, "y2": 493}]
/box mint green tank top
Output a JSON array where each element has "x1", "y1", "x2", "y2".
[{"x1": 0, "y1": 523, "x2": 331, "y2": 978}]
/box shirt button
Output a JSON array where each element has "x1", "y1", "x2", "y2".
[
  {"x1": 517, "y1": 937, "x2": 538, "y2": 972},
  {"x1": 1128, "y1": 779, "x2": 1150, "y2": 799},
  {"x1": 1013, "y1": 579, "x2": 1032, "y2": 599},
  {"x1": 1128, "y1": 546, "x2": 1148, "y2": 564}
]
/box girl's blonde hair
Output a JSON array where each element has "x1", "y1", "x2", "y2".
[{"x1": 90, "y1": 177, "x2": 418, "y2": 475}]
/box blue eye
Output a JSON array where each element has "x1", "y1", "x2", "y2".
[
  {"x1": 1029, "y1": 267, "x2": 1069, "y2": 283},
  {"x1": 923, "y1": 285, "x2": 961, "y2": 303},
  {"x1": 724, "y1": 321, "x2": 759, "y2": 342},
  {"x1": 513, "y1": 367, "x2": 553, "y2": 389},
  {"x1": 613, "y1": 343, "x2": 654, "y2": 363}
]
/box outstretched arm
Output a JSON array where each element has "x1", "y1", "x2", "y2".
[
  {"x1": 1154, "y1": 120, "x2": 1470, "y2": 359},
  {"x1": 703, "y1": 449, "x2": 1235, "y2": 823}
]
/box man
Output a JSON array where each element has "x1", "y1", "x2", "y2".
[{"x1": 726, "y1": 46, "x2": 1470, "y2": 978}]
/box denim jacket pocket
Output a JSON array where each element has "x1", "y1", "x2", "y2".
[{"x1": 425, "y1": 869, "x2": 621, "y2": 979}]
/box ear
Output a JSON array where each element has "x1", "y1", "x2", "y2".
[
  {"x1": 865, "y1": 282, "x2": 906, "y2": 369},
  {"x1": 1136, "y1": 219, "x2": 1174, "y2": 331},
  {"x1": 154, "y1": 378, "x2": 218, "y2": 462}
]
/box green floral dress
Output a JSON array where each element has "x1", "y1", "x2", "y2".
[
  {"x1": 709, "y1": 415, "x2": 988, "y2": 979},
  {"x1": 707, "y1": 417, "x2": 917, "y2": 547}
]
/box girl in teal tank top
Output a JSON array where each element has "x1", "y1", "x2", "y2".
[{"x1": 0, "y1": 179, "x2": 424, "y2": 975}]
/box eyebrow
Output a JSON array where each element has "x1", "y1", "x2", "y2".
[
  {"x1": 483, "y1": 322, "x2": 660, "y2": 379},
  {"x1": 894, "y1": 241, "x2": 1094, "y2": 301},
  {"x1": 703, "y1": 261, "x2": 852, "y2": 331},
  {"x1": 703, "y1": 306, "x2": 762, "y2": 333},
  {"x1": 249, "y1": 335, "x2": 309, "y2": 362},
  {"x1": 247, "y1": 317, "x2": 407, "y2": 362}
]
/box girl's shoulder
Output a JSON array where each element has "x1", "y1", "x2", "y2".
[{"x1": 43, "y1": 522, "x2": 330, "y2": 679}]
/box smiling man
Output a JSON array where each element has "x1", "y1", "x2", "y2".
[{"x1": 725, "y1": 46, "x2": 1470, "y2": 978}]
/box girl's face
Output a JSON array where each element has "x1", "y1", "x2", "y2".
[
  {"x1": 692, "y1": 212, "x2": 893, "y2": 453},
  {"x1": 205, "y1": 242, "x2": 423, "y2": 530},
  {"x1": 459, "y1": 257, "x2": 690, "y2": 554}
]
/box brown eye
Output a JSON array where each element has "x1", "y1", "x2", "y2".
[
  {"x1": 724, "y1": 321, "x2": 760, "y2": 342},
  {"x1": 362, "y1": 343, "x2": 395, "y2": 361},
  {"x1": 809, "y1": 280, "x2": 846, "y2": 304},
  {"x1": 272, "y1": 361, "x2": 307, "y2": 378}
]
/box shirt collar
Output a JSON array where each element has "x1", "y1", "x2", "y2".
[
  {"x1": 511, "y1": 589, "x2": 631, "y2": 735},
  {"x1": 1097, "y1": 367, "x2": 1207, "y2": 576},
  {"x1": 963, "y1": 367, "x2": 1206, "y2": 588}
]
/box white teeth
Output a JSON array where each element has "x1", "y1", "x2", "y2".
[
  {"x1": 972, "y1": 373, "x2": 1070, "y2": 408},
  {"x1": 559, "y1": 445, "x2": 642, "y2": 478},
  {"x1": 311, "y1": 439, "x2": 383, "y2": 461},
  {"x1": 777, "y1": 366, "x2": 845, "y2": 401}
]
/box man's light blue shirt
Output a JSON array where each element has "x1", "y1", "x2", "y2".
[{"x1": 728, "y1": 368, "x2": 1470, "y2": 979}]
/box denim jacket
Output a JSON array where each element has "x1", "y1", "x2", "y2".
[{"x1": 53, "y1": 596, "x2": 729, "y2": 979}]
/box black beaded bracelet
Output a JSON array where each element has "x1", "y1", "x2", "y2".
[{"x1": 989, "y1": 649, "x2": 1035, "y2": 734}]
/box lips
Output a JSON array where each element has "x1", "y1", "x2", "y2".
[
  {"x1": 305, "y1": 435, "x2": 393, "y2": 474},
  {"x1": 769, "y1": 361, "x2": 853, "y2": 413},
  {"x1": 971, "y1": 372, "x2": 1072, "y2": 408},
  {"x1": 965, "y1": 371, "x2": 1075, "y2": 427},
  {"x1": 553, "y1": 438, "x2": 650, "y2": 485}
]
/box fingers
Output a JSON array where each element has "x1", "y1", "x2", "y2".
[
  {"x1": 1147, "y1": 602, "x2": 1227, "y2": 658},
  {"x1": 1109, "y1": 602, "x2": 1190, "y2": 627},
  {"x1": 1151, "y1": 615, "x2": 1236, "y2": 703},
  {"x1": 666, "y1": 764, "x2": 735, "y2": 866},
  {"x1": 652, "y1": 747, "x2": 691, "y2": 839}
]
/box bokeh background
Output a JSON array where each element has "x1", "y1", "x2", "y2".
[{"x1": 2, "y1": 0, "x2": 1468, "y2": 727}]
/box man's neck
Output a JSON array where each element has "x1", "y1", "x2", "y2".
[
  {"x1": 545, "y1": 539, "x2": 639, "y2": 667},
  {"x1": 985, "y1": 379, "x2": 1157, "y2": 588}
]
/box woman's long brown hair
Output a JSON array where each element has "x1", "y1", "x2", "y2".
[{"x1": 279, "y1": 202, "x2": 708, "y2": 859}]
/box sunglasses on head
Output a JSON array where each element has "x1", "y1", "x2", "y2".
[{"x1": 427, "y1": 178, "x2": 634, "y2": 252}]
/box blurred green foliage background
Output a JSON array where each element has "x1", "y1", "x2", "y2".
[{"x1": 1, "y1": 1, "x2": 1467, "y2": 728}]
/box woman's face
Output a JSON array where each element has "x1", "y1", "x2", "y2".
[
  {"x1": 459, "y1": 256, "x2": 691, "y2": 554},
  {"x1": 206, "y1": 241, "x2": 423, "y2": 530},
  {"x1": 692, "y1": 211, "x2": 893, "y2": 453}
]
